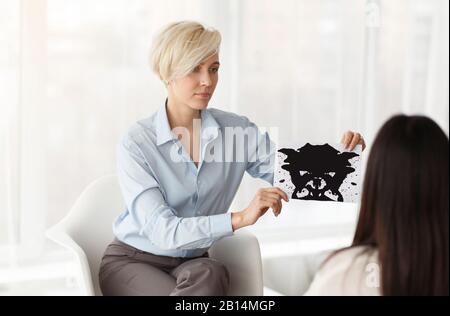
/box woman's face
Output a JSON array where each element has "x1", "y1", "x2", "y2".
[{"x1": 168, "y1": 53, "x2": 220, "y2": 111}]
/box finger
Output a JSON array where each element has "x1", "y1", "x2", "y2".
[
  {"x1": 348, "y1": 133, "x2": 361, "y2": 151},
  {"x1": 259, "y1": 198, "x2": 274, "y2": 209},
  {"x1": 270, "y1": 200, "x2": 281, "y2": 214},
  {"x1": 273, "y1": 201, "x2": 282, "y2": 217},
  {"x1": 265, "y1": 195, "x2": 283, "y2": 214},
  {"x1": 341, "y1": 131, "x2": 352, "y2": 149},
  {"x1": 263, "y1": 187, "x2": 289, "y2": 202},
  {"x1": 270, "y1": 197, "x2": 282, "y2": 215},
  {"x1": 360, "y1": 136, "x2": 366, "y2": 151},
  {"x1": 273, "y1": 204, "x2": 282, "y2": 217},
  {"x1": 261, "y1": 197, "x2": 281, "y2": 214},
  {"x1": 261, "y1": 192, "x2": 285, "y2": 202},
  {"x1": 341, "y1": 131, "x2": 348, "y2": 148}
]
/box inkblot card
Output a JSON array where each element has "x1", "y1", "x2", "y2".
[{"x1": 275, "y1": 142, "x2": 362, "y2": 203}]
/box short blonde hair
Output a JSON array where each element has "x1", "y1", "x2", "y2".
[{"x1": 150, "y1": 21, "x2": 221, "y2": 83}]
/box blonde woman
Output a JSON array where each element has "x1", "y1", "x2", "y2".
[{"x1": 98, "y1": 21, "x2": 365, "y2": 296}]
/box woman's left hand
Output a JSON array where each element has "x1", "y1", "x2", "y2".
[{"x1": 341, "y1": 131, "x2": 366, "y2": 151}]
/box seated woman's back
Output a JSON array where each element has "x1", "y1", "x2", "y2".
[
  {"x1": 305, "y1": 115, "x2": 449, "y2": 296},
  {"x1": 305, "y1": 246, "x2": 379, "y2": 296}
]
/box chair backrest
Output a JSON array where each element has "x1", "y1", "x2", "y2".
[
  {"x1": 47, "y1": 174, "x2": 263, "y2": 296},
  {"x1": 47, "y1": 174, "x2": 123, "y2": 295}
]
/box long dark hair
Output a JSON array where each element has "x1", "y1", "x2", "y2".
[{"x1": 353, "y1": 114, "x2": 449, "y2": 295}]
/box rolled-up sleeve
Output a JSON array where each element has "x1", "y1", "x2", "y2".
[
  {"x1": 244, "y1": 119, "x2": 275, "y2": 185},
  {"x1": 117, "y1": 136, "x2": 233, "y2": 250}
]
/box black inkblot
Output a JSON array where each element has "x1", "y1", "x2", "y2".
[
  {"x1": 279, "y1": 179, "x2": 285, "y2": 183},
  {"x1": 279, "y1": 143, "x2": 359, "y2": 202}
]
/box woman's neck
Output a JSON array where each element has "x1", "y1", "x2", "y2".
[{"x1": 166, "y1": 98, "x2": 201, "y2": 130}]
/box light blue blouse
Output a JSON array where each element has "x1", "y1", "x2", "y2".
[{"x1": 113, "y1": 102, "x2": 274, "y2": 257}]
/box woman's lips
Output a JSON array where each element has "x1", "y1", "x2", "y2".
[{"x1": 194, "y1": 93, "x2": 211, "y2": 99}]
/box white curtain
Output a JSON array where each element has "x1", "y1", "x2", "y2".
[{"x1": 0, "y1": 0, "x2": 448, "y2": 259}]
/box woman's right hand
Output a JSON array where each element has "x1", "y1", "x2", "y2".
[{"x1": 231, "y1": 187, "x2": 289, "y2": 231}]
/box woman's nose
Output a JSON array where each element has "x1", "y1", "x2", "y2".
[{"x1": 200, "y1": 72, "x2": 212, "y2": 86}]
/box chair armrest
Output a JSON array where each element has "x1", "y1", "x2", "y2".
[
  {"x1": 209, "y1": 230, "x2": 263, "y2": 296},
  {"x1": 45, "y1": 225, "x2": 95, "y2": 295}
]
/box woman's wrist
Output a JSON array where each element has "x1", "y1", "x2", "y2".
[{"x1": 231, "y1": 210, "x2": 245, "y2": 231}]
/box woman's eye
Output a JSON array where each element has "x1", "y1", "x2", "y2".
[{"x1": 209, "y1": 67, "x2": 219, "y2": 74}]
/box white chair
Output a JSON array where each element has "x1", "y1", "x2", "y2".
[{"x1": 46, "y1": 174, "x2": 263, "y2": 296}]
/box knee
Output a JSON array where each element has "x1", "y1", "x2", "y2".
[
  {"x1": 192, "y1": 259, "x2": 230, "y2": 294},
  {"x1": 207, "y1": 260, "x2": 229, "y2": 281}
]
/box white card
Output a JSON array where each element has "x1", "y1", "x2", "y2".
[{"x1": 275, "y1": 142, "x2": 362, "y2": 203}]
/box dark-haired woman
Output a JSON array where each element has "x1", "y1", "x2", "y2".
[{"x1": 305, "y1": 114, "x2": 449, "y2": 296}]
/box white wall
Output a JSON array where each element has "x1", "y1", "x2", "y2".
[{"x1": 0, "y1": 0, "x2": 448, "y2": 261}]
